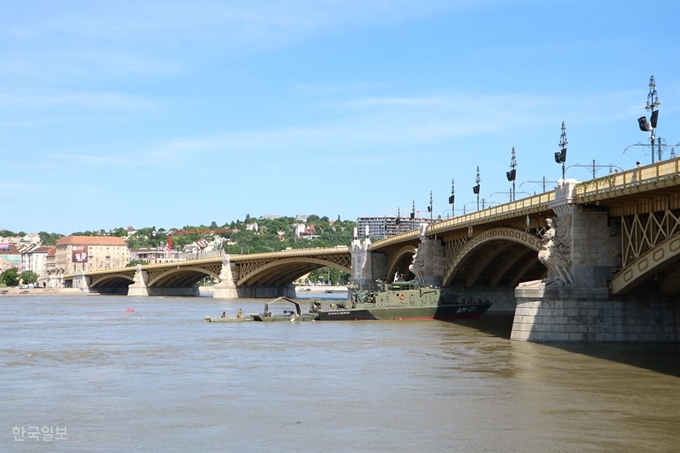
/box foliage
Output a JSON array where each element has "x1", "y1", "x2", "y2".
[
  {"x1": 0, "y1": 268, "x2": 19, "y2": 287},
  {"x1": 12, "y1": 214, "x2": 358, "y2": 257},
  {"x1": 110, "y1": 227, "x2": 128, "y2": 237},
  {"x1": 307, "y1": 267, "x2": 351, "y2": 286},
  {"x1": 19, "y1": 270, "x2": 38, "y2": 285},
  {"x1": 38, "y1": 231, "x2": 64, "y2": 246},
  {"x1": 0, "y1": 229, "x2": 27, "y2": 238}
]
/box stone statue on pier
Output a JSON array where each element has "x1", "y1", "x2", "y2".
[
  {"x1": 409, "y1": 247, "x2": 426, "y2": 287},
  {"x1": 218, "y1": 255, "x2": 233, "y2": 283},
  {"x1": 538, "y1": 215, "x2": 574, "y2": 285},
  {"x1": 133, "y1": 264, "x2": 146, "y2": 285}
]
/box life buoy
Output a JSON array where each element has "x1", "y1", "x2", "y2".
[{"x1": 399, "y1": 293, "x2": 405, "y2": 300}]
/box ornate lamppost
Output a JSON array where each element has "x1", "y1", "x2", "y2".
[
  {"x1": 448, "y1": 179, "x2": 455, "y2": 218},
  {"x1": 638, "y1": 75, "x2": 660, "y2": 163},
  {"x1": 506, "y1": 147, "x2": 517, "y2": 201},
  {"x1": 555, "y1": 122, "x2": 568, "y2": 179},
  {"x1": 473, "y1": 166, "x2": 481, "y2": 211}
]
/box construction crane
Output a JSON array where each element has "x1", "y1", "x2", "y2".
[{"x1": 167, "y1": 228, "x2": 235, "y2": 251}]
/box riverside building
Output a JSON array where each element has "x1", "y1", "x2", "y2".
[{"x1": 53, "y1": 236, "x2": 131, "y2": 273}]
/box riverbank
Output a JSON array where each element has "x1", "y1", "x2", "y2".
[
  {"x1": 0, "y1": 287, "x2": 87, "y2": 296},
  {"x1": 198, "y1": 285, "x2": 347, "y2": 296},
  {"x1": 0, "y1": 285, "x2": 348, "y2": 297}
]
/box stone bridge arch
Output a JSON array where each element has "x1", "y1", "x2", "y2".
[
  {"x1": 89, "y1": 272, "x2": 135, "y2": 289},
  {"x1": 238, "y1": 257, "x2": 351, "y2": 286},
  {"x1": 148, "y1": 264, "x2": 222, "y2": 288},
  {"x1": 442, "y1": 227, "x2": 542, "y2": 288},
  {"x1": 384, "y1": 245, "x2": 417, "y2": 282}
]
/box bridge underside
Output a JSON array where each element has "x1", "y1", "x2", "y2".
[
  {"x1": 611, "y1": 233, "x2": 680, "y2": 296},
  {"x1": 237, "y1": 256, "x2": 351, "y2": 287},
  {"x1": 446, "y1": 240, "x2": 545, "y2": 288},
  {"x1": 88, "y1": 275, "x2": 134, "y2": 294}
]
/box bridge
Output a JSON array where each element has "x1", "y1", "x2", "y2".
[{"x1": 64, "y1": 158, "x2": 680, "y2": 342}]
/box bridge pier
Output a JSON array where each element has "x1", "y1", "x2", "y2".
[
  {"x1": 213, "y1": 256, "x2": 239, "y2": 298},
  {"x1": 511, "y1": 179, "x2": 679, "y2": 342},
  {"x1": 71, "y1": 273, "x2": 91, "y2": 293},
  {"x1": 352, "y1": 228, "x2": 374, "y2": 290},
  {"x1": 128, "y1": 265, "x2": 150, "y2": 296},
  {"x1": 414, "y1": 224, "x2": 446, "y2": 288},
  {"x1": 512, "y1": 285, "x2": 679, "y2": 342}
]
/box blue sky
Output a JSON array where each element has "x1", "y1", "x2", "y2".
[{"x1": 1, "y1": 0, "x2": 679, "y2": 235}]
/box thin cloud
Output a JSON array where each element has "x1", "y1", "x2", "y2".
[{"x1": 1, "y1": 91, "x2": 160, "y2": 111}]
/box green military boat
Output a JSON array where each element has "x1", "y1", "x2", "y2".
[
  {"x1": 251, "y1": 296, "x2": 317, "y2": 322},
  {"x1": 204, "y1": 314, "x2": 254, "y2": 322},
  {"x1": 313, "y1": 280, "x2": 492, "y2": 321}
]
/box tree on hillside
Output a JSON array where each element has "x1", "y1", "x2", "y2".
[
  {"x1": 0, "y1": 230, "x2": 26, "y2": 238},
  {"x1": 110, "y1": 227, "x2": 128, "y2": 237},
  {"x1": 38, "y1": 231, "x2": 64, "y2": 246}
]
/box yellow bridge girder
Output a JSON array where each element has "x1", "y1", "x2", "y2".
[{"x1": 610, "y1": 233, "x2": 680, "y2": 295}]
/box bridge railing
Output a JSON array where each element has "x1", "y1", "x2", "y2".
[
  {"x1": 372, "y1": 192, "x2": 556, "y2": 248},
  {"x1": 574, "y1": 157, "x2": 680, "y2": 197},
  {"x1": 428, "y1": 191, "x2": 556, "y2": 235}
]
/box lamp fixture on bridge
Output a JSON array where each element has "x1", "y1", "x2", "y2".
[
  {"x1": 472, "y1": 166, "x2": 481, "y2": 211},
  {"x1": 555, "y1": 122, "x2": 568, "y2": 179},
  {"x1": 506, "y1": 147, "x2": 517, "y2": 201},
  {"x1": 448, "y1": 179, "x2": 455, "y2": 217},
  {"x1": 638, "y1": 75, "x2": 660, "y2": 164}
]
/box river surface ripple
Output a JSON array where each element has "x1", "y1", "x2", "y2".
[{"x1": 1, "y1": 295, "x2": 679, "y2": 452}]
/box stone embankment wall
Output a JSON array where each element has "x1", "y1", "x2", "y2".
[{"x1": 512, "y1": 287, "x2": 678, "y2": 342}]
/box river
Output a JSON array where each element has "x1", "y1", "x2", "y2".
[{"x1": 1, "y1": 294, "x2": 679, "y2": 452}]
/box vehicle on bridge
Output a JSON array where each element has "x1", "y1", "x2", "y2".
[{"x1": 313, "y1": 280, "x2": 492, "y2": 321}]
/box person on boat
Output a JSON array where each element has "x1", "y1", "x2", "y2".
[
  {"x1": 220, "y1": 312, "x2": 226, "y2": 318},
  {"x1": 236, "y1": 309, "x2": 243, "y2": 319}
]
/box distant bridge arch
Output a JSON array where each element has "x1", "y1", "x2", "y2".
[
  {"x1": 238, "y1": 256, "x2": 351, "y2": 286},
  {"x1": 148, "y1": 265, "x2": 222, "y2": 288},
  {"x1": 89, "y1": 272, "x2": 135, "y2": 289}
]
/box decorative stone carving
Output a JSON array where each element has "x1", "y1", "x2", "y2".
[
  {"x1": 537, "y1": 216, "x2": 574, "y2": 285},
  {"x1": 132, "y1": 264, "x2": 148, "y2": 286},
  {"x1": 218, "y1": 255, "x2": 233, "y2": 283},
  {"x1": 408, "y1": 247, "x2": 425, "y2": 286}
]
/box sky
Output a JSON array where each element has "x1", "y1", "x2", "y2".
[{"x1": 1, "y1": 0, "x2": 679, "y2": 235}]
